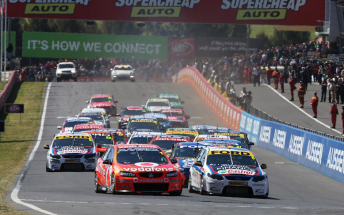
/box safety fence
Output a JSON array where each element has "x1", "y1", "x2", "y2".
[
  {"x1": 0, "y1": 70, "x2": 18, "y2": 111},
  {"x1": 176, "y1": 67, "x2": 344, "y2": 184}
]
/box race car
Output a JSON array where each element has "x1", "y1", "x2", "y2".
[
  {"x1": 111, "y1": 65, "x2": 135, "y2": 82},
  {"x1": 166, "y1": 128, "x2": 199, "y2": 141},
  {"x1": 169, "y1": 142, "x2": 215, "y2": 186},
  {"x1": 79, "y1": 111, "x2": 110, "y2": 128},
  {"x1": 145, "y1": 98, "x2": 171, "y2": 113},
  {"x1": 195, "y1": 132, "x2": 254, "y2": 149},
  {"x1": 188, "y1": 147, "x2": 269, "y2": 198},
  {"x1": 94, "y1": 144, "x2": 185, "y2": 195},
  {"x1": 86, "y1": 94, "x2": 118, "y2": 115},
  {"x1": 189, "y1": 125, "x2": 217, "y2": 133},
  {"x1": 43, "y1": 133, "x2": 97, "y2": 171},
  {"x1": 126, "y1": 116, "x2": 163, "y2": 137},
  {"x1": 143, "y1": 113, "x2": 171, "y2": 131},
  {"x1": 57, "y1": 117, "x2": 94, "y2": 133},
  {"x1": 157, "y1": 94, "x2": 184, "y2": 109},
  {"x1": 127, "y1": 132, "x2": 163, "y2": 144},
  {"x1": 199, "y1": 128, "x2": 233, "y2": 135},
  {"x1": 101, "y1": 129, "x2": 128, "y2": 144},
  {"x1": 161, "y1": 109, "x2": 190, "y2": 128},
  {"x1": 84, "y1": 131, "x2": 116, "y2": 157},
  {"x1": 73, "y1": 124, "x2": 104, "y2": 132},
  {"x1": 118, "y1": 106, "x2": 147, "y2": 129},
  {"x1": 149, "y1": 135, "x2": 191, "y2": 155},
  {"x1": 201, "y1": 139, "x2": 243, "y2": 149}
]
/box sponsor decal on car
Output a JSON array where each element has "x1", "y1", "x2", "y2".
[
  {"x1": 117, "y1": 179, "x2": 132, "y2": 183},
  {"x1": 133, "y1": 178, "x2": 169, "y2": 183}
]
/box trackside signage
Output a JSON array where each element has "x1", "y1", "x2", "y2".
[
  {"x1": 22, "y1": 32, "x2": 167, "y2": 59},
  {"x1": 257, "y1": 120, "x2": 344, "y2": 184},
  {"x1": 8, "y1": 0, "x2": 324, "y2": 26}
]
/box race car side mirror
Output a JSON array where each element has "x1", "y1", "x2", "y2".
[
  {"x1": 171, "y1": 158, "x2": 177, "y2": 164},
  {"x1": 181, "y1": 101, "x2": 185, "y2": 104},
  {"x1": 57, "y1": 126, "x2": 61, "y2": 130},
  {"x1": 249, "y1": 142, "x2": 255, "y2": 146},
  {"x1": 43, "y1": 145, "x2": 49, "y2": 149},
  {"x1": 261, "y1": 164, "x2": 267, "y2": 169},
  {"x1": 194, "y1": 161, "x2": 203, "y2": 167},
  {"x1": 103, "y1": 160, "x2": 112, "y2": 165},
  {"x1": 86, "y1": 101, "x2": 89, "y2": 104}
]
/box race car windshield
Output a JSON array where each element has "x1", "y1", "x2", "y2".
[
  {"x1": 53, "y1": 138, "x2": 93, "y2": 147},
  {"x1": 114, "y1": 135, "x2": 126, "y2": 142},
  {"x1": 117, "y1": 149, "x2": 168, "y2": 164},
  {"x1": 115, "y1": 67, "x2": 132, "y2": 70},
  {"x1": 231, "y1": 136, "x2": 244, "y2": 144},
  {"x1": 167, "y1": 98, "x2": 179, "y2": 103},
  {"x1": 58, "y1": 64, "x2": 74, "y2": 69},
  {"x1": 147, "y1": 102, "x2": 169, "y2": 107},
  {"x1": 207, "y1": 154, "x2": 257, "y2": 167},
  {"x1": 121, "y1": 109, "x2": 144, "y2": 115},
  {"x1": 91, "y1": 98, "x2": 112, "y2": 103},
  {"x1": 128, "y1": 122, "x2": 159, "y2": 130},
  {"x1": 174, "y1": 147, "x2": 198, "y2": 158},
  {"x1": 65, "y1": 121, "x2": 90, "y2": 128},
  {"x1": 151, "y1": 140, "x2": 185, "y2": 150},
  {"x1": 170, "y1": 133, "x2": 196, "y2": 139},
  {"x1": 91, "y1": 135, "x2": 113, "y2": 145},
  {"x1": 82, "y1": 115, "x2": 103, "y2": 121},
  {"x1": 129, "y1": 137, "x2": 154, "y2": 144},
  {"x1": 164, "y1": 112, "x2": 183, "y2": 117}
]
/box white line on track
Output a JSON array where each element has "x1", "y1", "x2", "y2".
[
  {"x1": 265, "y1": 84, "x2": 343, "y2": 135},
  {"x1": 259, "y1": 206, "x2": 275, "y2": 209},
  {"x1": 237, "y1": 206, "x2": 252, "y2": 208},
  {"x1": 156, "y1": 204, "x2": 169, "y2": 206},
  {"x1": 282, "y1": 207, "x2": 298, "y2": 209},
  {"x1": 10, "y1": 83, "x2": 56, "y2": 215}
]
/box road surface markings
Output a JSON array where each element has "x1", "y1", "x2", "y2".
[{"x1": 10, "y1": 83, "x2": 57, "y2": 215}]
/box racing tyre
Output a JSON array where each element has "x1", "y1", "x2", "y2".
[
  {"x1": 199, "y1": 177, "x2": 205, "y2": 195},
  {"x1": 46, "y1": 162, "x2": 53, "y2": 172},
  {"x1": 94, "y1": 173, "x2": 103, "y2": 193},
  {"x1": 110, "y1": 174, "x2": 116, "y2": 194},
  {"x1": 169, "y1": 190, "x2": 182, "y2": 196},
  {"x1": 188, "y1": 177, "x2": 196, "y2": 193},
  {"x1": 131, "y1": 80, "x2": 135, "y2": 82},
  {"x1": 111, "y1": 80, "x2": 115, "y2": 82},
  {"x1": 73, "y1": 77, "x2": 77, "y2": 82}
]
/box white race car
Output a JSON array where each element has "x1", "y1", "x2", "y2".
[
  {"x1": 188, "y1": 147, "x2": 269, "y2": 198},
  {"x1": 44, "y1": 133, "x2": 97, "y2": 172}
]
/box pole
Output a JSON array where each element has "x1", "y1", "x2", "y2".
[
  {"x1": 246, "y1": 24, "x2": 251, "y2": 68},
  {"x1": 0, "y1": 0, "x2": 3, "y2": 84},
  {"x1": 3, "y1": 0, "x2": 6, "y2": 76}
]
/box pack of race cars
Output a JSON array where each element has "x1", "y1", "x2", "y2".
[{"x1": 43, "y1": 93, "x2": 269, "y2": 198}]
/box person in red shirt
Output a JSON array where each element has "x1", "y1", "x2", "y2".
[
  {"x1": 298, "y1": 82, "x2": 306, "y2": 108},
  {"x1": 310, "y1": 92, "x2": 319, "y2": 118},
  {"x1": 279, "y1": 71, "x2": 285, "y2": 93},
  {"x1": 341, "y1": 105, "x2": 344, "y2": 133},
  {"x1": 289, "y1": 73, "x2": 296, "y2": 101},
  {"x1": 330, "y1": 102, "x2": 339, "y2": 129},
  {"x1": 244, "y1": 68, "x2": 249, "y2": 84}
]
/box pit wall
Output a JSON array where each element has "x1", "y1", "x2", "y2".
[
  {"x1": 176, "y1": 67, "x2": 344, "y2": 184},
  {"x1": 0, "y1": 70, "x2": 18, "y2": 111}
]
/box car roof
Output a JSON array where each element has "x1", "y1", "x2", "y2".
[
  {"x1": 65, "y1": 117, "x2": 92, "y2": 122},
  {"x1": 167, "y1": 128, "x2": 197, "y2": 132},
  {"x1": 131, "y1": 132, "x2": 163, "y2": 137},
  {"x1": 74, "y1": 124, "x2": 103, "y2": 128},
  {"x1": 116, "y1": 144, "x2": 159, "y2": 149},
  {"x1": 147, "y1": 98, "x2": 169, "y2": 102},
  {"x1": 130, "y1": 115, "x2": 157, "y2": 120},
  {"x1": 91, "y1": 94, "x2": 112, "y2": 98},
  {"x1": 158, "y1": 94, "x2": 179, "y2": 98},
  {"x1": 58, "y1": 62, "x2": 74, "y2": 65},
  {"x1": 206, "y1": 146, "x2": 251, "y2": 152},
  {"x1": 161, "y1": 109, "x2": 183, "y2": 112},
  {"x1": 82, "y1": 108, "x2": 106, "y2": 113},
  {"x1": 124, "y1": 106, "x2": 144, "y2": 110},
  {"x1": 177, "y1": 142, "x2": 214, "y2": 146},
  {"x1": 154, "y1": 135, "x2": 189, "y2": 139},
  {"x1": 115, "y1": 65, "x2": 132, "y2": 68},
  {"x1": 55, "y1": 132, "x2": 92, "y2": 137},
  {"x1": 144, "y1": 113, "x2": 167, "y2": 117}
]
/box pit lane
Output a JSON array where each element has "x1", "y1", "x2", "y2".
[{"x1": 6, "y1": 82, "x2": 344, "y2": 215}]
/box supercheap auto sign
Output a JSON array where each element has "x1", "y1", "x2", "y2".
[
  {"x1": 22, "y1": 32, "x2": 167, "y2": 59},
  {"x1": 8, "y1": 0, "x2": 324, "y2": 26}
]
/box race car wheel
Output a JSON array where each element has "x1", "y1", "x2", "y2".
[
  {"x1": 94, "y1": 173, "x2": 103, "y2": 193},
  {"x1": 188, "y1": 177, "x2": 196, "y2": 193},
  {"x1": 46, "y1": 162, "x2": 53, "y2": 172},
  {"x1": 257, "y1": 189, "x2": 269, "y2": 199},
  {"x1": 111, "y1": 80, "x2": 115, "y2": 82},
  {"x1": 199, "y1": 177, "x2": 205, "y2": 195},
  {"x1": 131, "y1": 80, "x2": 135, "y2": 82},
  {"x1": 73, "y1": 77, "x2": 77, "y2": 82},
  {"x1": 110, "y1": 174, "x2": 116, "y2": 194},
  {"x1": 169, "y1": 190, "x2": 182, "y2": 196}
]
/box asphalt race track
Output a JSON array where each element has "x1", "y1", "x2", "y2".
[{"x1": 7, "y1": 82, "x2": 344, "y2": 215}]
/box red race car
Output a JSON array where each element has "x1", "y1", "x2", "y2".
[
  {"x1": 85, "y1": 131, "x2": 116, "y2": 157},
  {"x1": 86, "y1": 94, "x2": 118, "y2": 115},
  {"x1": 95, "y1": 144, "x2": 185, "y2": 195}
]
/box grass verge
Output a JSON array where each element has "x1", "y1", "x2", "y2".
[{"x1": 0, "y1": 82, "x2": 46, "y2": 215}]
